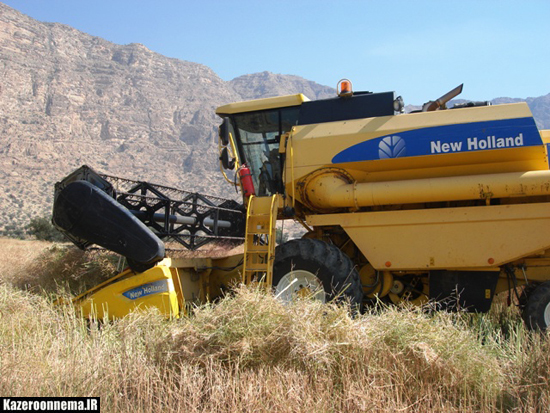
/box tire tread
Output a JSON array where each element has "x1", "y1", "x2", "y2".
[
  {"x1": 523, "y1": 281, "x2": 550, "y2": 331},
  {"x1": 273, "y1": 239, "x2": 363, "y2": 305}
]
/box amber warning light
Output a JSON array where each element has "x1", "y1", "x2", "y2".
[{"x1": 337, "y1": 79, "x2": 353, "y2": 98}]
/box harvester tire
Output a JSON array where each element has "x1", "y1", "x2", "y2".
[
  {"x1": 272, "y1": 239, "x2": 363, "y2": 307},
  {"x1": 522, "y1": 281, "x2": 550, "y2": 331}
]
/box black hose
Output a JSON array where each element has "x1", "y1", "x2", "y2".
[{"x1": 505, "y1": 265, "x2": 522, "y2": 305}]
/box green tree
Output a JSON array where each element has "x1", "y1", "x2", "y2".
[{"x1": 27, "y1": 216, "x2": 66, "y2": 242}]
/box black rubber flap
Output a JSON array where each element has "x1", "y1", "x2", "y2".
[
  {"x1": 52, "y1": 180, "x2": 165, "y2": 266},
  {"x1": 430, "y1": 270, "x2": 499, "y2": 313}
]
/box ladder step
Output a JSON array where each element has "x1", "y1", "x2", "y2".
[
  {"x1": 246, "y1": 244, "x2": 269, "y2": 250},
  {"x1": 244, "y1": 262, "x2": 268, "y2": 267},
  {"x1": 243, "y1": 194, "x2": 279, "y2": 288},
  {"x1": 246, "y1": 250, "x2": 268, "y2": 256},
  {"x1": 248, "y1": 223, "x2": 271, "y2": 228},
  {"x1": 248, "y1": 217, "x2": 270, "y2": 222},
  {"x1": 246, "y1": 258, "x2": 268, "y2": 262},
  {"x1": 245, "y1": 266, "x2": 267, "y2": 271},
  {"x1": 246, "y1": 254, "x2": 268, "y2": 260}
]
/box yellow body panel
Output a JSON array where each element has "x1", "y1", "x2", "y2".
[
  {"x1": 285, "y1": 103, "x2": 546, "y2": 194},
  {"x1": 72, "y1": 254, "x2": 245, "y2": 321},
  {"x1": 75, "y1": 266, "x2": 179, "y2": 320},
  {"x1": 216, "y1": 94, "x2": 309, "y2": 115},
  {"x1": 307, "y1": 203, "x2": 550, "y2": 271}
]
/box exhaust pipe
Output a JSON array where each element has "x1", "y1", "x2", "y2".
[{"x1": 422, "y1": 84, "x2": 464, "y2": 112}]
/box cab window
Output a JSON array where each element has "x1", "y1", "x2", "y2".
[{"x1": 232, "y1": 107, "x2": 300, "y2": 196}]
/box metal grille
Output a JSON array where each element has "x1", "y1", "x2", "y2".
[{"x1": 100, "y1": 174, "x2": 245, "y2": 250}]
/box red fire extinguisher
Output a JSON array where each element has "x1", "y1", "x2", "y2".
[{"x1": 238, "y1": 165, "x2": 255, "y2": 198}]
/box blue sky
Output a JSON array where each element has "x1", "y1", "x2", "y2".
[{"x1": 3, "y1": 0, "x2": 550, "y2": 104}]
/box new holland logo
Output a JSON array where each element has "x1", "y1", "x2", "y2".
[
  {"x1": 378, "y1": 135, "x2": 406, "y2": 159},
  {"x1": 122, "y1": 279, "x2": 169, "y2": 300}
]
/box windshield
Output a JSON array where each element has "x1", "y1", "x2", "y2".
[{"x1": 233, "y1": 107, "x2": 300, "y2": 196}]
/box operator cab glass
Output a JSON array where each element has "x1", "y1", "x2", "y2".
[{"x1": 231, "y1": 107, "x2": 300, "y2": 196}]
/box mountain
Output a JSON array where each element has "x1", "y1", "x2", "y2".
[
  {"x1": 492, "y1": 94, "x2": 550, "y2": 129},
  {"x1": 230, "y1": 71, "x2": 334, "y2": 100},
  {"x1": 0, "y1": 3, "x2": 331, "y2": 234},
  {"x1": 0, "y1": 2, "x2": 549, "y2": 235}
]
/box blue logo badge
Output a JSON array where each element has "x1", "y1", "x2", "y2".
[
  {"x1": 122, "y1": 279, "x2": 169, "y2": 300},
  {"x1": 331, "y1": 117, "x2": 541, "y2": 164},
  {"x1": 378, "y1": 135, "x2": 406, "y2": 159}
]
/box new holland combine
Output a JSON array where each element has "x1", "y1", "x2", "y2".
[{"x1": 53, "y1": 80, "x2": 550, "y2": 330}]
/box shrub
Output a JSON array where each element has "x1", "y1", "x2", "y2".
[{"x1": 27, "y1": 216, "x2": 65, "y2": 242}]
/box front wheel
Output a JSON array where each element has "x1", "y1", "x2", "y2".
[
  {"x1": 272, "y1": 239, "x2": 363, "y2": 307},
  {"x1": 522, "y1": 281, "x2": 550, "y2": 331}
]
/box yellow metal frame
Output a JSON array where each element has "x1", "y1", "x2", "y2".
[
  {"x1": 307, "y1": 202, "x2": 550, "y2": 271},
  {"x1": 219, "y1": 131, "x2": 242, "y2": 186},
  {"x1": 242, "y1": 194, "x2": 279, "y2": 288}
]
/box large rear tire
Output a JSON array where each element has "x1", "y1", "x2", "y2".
[
  {"x1": 522, "y1": 281, "x2": 550, "y2": 331},
  {"x1": 272, "y1": 239, "x2": 363, "y2": 307}
]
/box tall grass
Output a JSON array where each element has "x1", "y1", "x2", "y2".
[
  {"x1": 0, "y1": 238, "x2": 117, "y2": 294},
  {"x1": 1, "y1": 239, "x2": 550, "y2": 411}
]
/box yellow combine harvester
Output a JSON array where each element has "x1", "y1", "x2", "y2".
[{"x1": 53, "y1": 81, "x2": 550, "y2": 330}]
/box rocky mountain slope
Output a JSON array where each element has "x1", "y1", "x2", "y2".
[
  {"x1": 1, "y1": 2, "x2": 549, "y2": 235},
  {"x1": 0, "y1": 3, "x2": 331, "y2": 234},
  {"x1": 229, "y1": 71, "x2": 334, "y2": 100},
  {"x1": 492, "y1": 94, "x2": 550, "y2": 129}
]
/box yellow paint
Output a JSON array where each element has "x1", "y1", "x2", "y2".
[
  {"x1": 285, "y1": 103, "x2": 546, "y2": 197},
  {"x1": 307, "y1": 202, "x2": 550, "y2": 271},
  {"x1": 75, "y1": 266, "x2": 179, "y2": 320},
  {"x1": 216, "y1": 94, "x2": 309, "y2": 115},
  {"x1": 540, "y1": 129, "x2": 550, "y2": 144},
  {"x1": 70, "y1": 254, "x2": 245, "y2": 321},
  {"x1": 301, "y1": 169, "x2": 550, "y2": 210},
  {"x1": 242, "y1": 194, "x2": 279, "y2": 288}
]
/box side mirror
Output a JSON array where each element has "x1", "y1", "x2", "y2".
[
  {"x1": 219, "y1": 118, "x2": 230, "y2": 146},
  {"x1": 220, "y1": 147, "x2": 235, "y2": 170}
]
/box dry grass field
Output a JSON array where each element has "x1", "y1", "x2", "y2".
[{"x1": 0, "y1": 238, "x2": 549, "y2": 412}]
